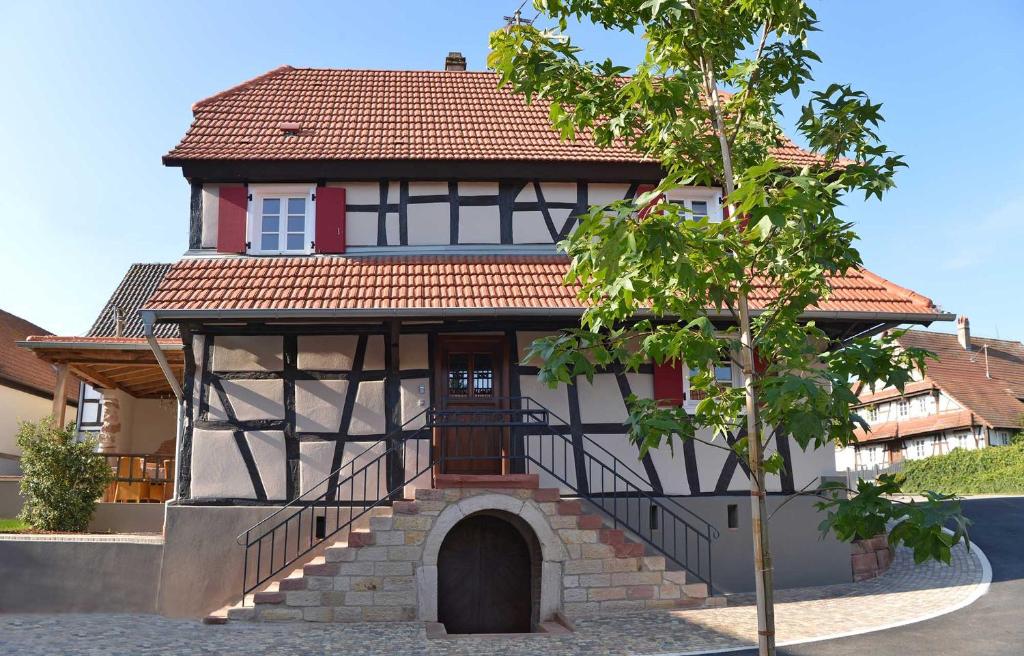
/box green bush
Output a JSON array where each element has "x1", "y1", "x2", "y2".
[
  {"x1": 900, "y1": 440, "x2": 1024, "y2": 496},
  {"x1": 17, "y1": 418, "x2": 112, "y2": 532}
]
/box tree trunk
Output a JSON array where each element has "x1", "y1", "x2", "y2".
[{"x1": 700, "y1": 63, "x2": 777, "y2": 656}]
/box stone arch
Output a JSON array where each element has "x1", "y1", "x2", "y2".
[{"x1": 417, "y1": 494, "x2": 565, "y2": 622}]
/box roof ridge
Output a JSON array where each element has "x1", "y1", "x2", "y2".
[{"x1": 192, "y1": 65, "x2": 294, "y2": 112}]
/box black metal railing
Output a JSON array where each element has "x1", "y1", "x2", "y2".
[
  {"x1": 237, "y1": 411, "x2": 434, "y2": 597},
  {"x1": 237, "y1": 397, "x2": 718, "y2": 599}
]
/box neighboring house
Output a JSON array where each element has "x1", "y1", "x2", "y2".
[
  {"x1": 68, "y1": 263, "x2": 178, "y2": 453},
  {"x1": 838, "y1": 316, "x2": 1023, "y2": 471},
  {"x1": 0, "y1": 309, "x2": 77, "y2": 475},
  {"x1": 19, "y1": 55, "x2": 953, "y2": 626}
]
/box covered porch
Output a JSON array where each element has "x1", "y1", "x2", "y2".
[{"x1": 19, "y1": 336, "x2": 184, "y2": 510}]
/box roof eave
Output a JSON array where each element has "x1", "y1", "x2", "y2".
[{"x1": 140, "y1": 307, "x2": 955, "y2": 324}]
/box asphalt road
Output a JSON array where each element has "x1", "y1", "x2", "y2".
[{"x1": 734, "y1": 496, "x2": 1022, "y2": 656}]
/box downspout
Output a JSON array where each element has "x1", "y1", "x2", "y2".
[{"x1": 141, "y1": 310, "x2": 184, "y2": 500}]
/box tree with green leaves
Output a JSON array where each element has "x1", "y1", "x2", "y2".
[{"x1": 489, "y1": 2, "x2": 968, "y2": 653}]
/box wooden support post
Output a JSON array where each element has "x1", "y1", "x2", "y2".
[{"x1": 52, "y1": 363, "x2": 69, "y2": 426}]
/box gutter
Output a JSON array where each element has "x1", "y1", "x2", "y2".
[
  {"x1": 17, "y1": 339, "x2": 183, "y2": 351},
  {"x1": 143, "y1": 306, "x2": 956, "y2": 324}
]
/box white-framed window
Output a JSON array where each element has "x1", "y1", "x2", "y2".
[
  {"x1": 684, "y1": 359, "x2": 735, "y2": 402},
  {"x1": 917, "y1": 396, "x2": 928, "y2": 414},
  {"x1": 867, "y1": 406, "x2": 878, "y2": 422},
  {"x1": 898, "y1": 399, "x2": 909, "y2": 417},
  {"x1": 248, "y1": 184, "x2": 316, "y2": 255},
  {"x1": 665, "y1": 187, "x2": 722, "y2": 222},
  {"x1": 913, "y1": 438, "x2": 927, "y2": 458}
]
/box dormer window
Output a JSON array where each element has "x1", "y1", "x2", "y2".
[
  {"x1": 248, "y1": 184, "x2": 316, "y2": 255},
  {"x1": 665, "y1": 187, "x2": 721, "y2": 221}
]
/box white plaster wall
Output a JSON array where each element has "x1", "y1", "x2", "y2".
[
  {"x1": 350, "y1": 380, "x2": 385, "y2": 435},
  {"x1": 297, "y1": 335, "x2": 359, "y2": 370},
  {"x1": 407, "y1": 203, "x2": 449, "y2": 245},
  {"x1": 513, "y1": 211, "x2": 552, "y2": 244},
  {"x1": 294, "y1": 379, "x2": 347, "y2": 433},
  {"x1": 399, "y1": 334, "x2": 429, "y2": 370},
  {"x1": 212, "y1": 336, "x2": 283, "y2": 372},
  {"x1": 575, "y1": 375, "x2": 628, "y2": 424},
  {"x1": 363, "y1": 335, "x2": 386, "y2": 371},
  {"x1": 298, "y1": 440, "x2": 388, "y2": 499},
  {"x1": 0, "y1": 385, "x2": 53, "y2": 457},
  {"x1": 346, "y1": 212, "x2": 378, "y2": 246},
  {"x1": 457, "y1": 205, "x2": 501, "y2": 243},
  {"x1": 400, "y1": 378, "x2": 429, "y2": 428},
  {"x1": 122, "y1": 397, "x2": 176, "y2": 453},
  {"x1": 587, "y1": 183, "x2": 631, "y2": 206},
  {"x1": 246, "y1": 430, "x2": 287, "y2": 500},
  {"x1": 208, "y1": 379, "x2": 285, "y2": 422},
  {"x1": 191, "y1": 429, "x2": 255, "y2": 499}
]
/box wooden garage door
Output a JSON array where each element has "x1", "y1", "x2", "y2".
[{"x1": 437, "y1": 514, "x2": 533, "y2": 633}]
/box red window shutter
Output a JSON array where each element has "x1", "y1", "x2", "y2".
[
  {"x1": 315, "y1": 187, "x2": 346, "y2": 254},
  {"x1": 653, "y1": 360, "x2": 684, "y2": 406},
  {"x1": 634, "y1": 183, "x2": 664, "y2": 220},
  {"x1": 217, "y1": 185, "x2": 248, "y2": 254}
]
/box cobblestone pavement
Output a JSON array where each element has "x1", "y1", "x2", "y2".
[{"x1": 0, "y1": 541, "x2": 984, "y2": 656}]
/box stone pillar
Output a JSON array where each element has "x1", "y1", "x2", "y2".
[{"x1": 98, "y1": 392, "x2": 122, "y2": 453}]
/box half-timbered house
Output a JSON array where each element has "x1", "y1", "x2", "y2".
[{"x1": 20, "y1": 54, "x2": 953, "y2": 629}]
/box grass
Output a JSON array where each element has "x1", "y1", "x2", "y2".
[{"x1": 0, "y1": 517, "x2": 30, "y2": 533}]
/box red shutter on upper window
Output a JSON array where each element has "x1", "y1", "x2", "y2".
[
  {"x1": 634, "y1": 183, "x2": 664, "y2": 220},
  {"x1": 653, "y1": 360, "x2": 684, "y2": 406},
  {"x1": 217, "y1": 185, "x2": 248, "y2": 254},
  {"x1": 314, "y1": 187, "x2": 346, "y2": 254}
]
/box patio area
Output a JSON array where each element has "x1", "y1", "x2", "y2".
[{"x1": 0, "y1": 538, "x2": 988, "y2": 655}]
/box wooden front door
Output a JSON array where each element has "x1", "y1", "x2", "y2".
[
  {"x1": 437, "y1": 514, "x2": 533, "y2": 633},
  {"x1": 435, "y1": 336, "x2": 507, "y2": 475}
]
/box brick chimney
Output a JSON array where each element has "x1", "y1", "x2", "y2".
[
  {"x1": 957, "y1": 315, "x2": 971, "y2": 351},
  {"x1": 444, "y1": 51, "x2": 466, "y2": 71}
]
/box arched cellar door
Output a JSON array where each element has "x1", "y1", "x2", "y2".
[{"x1": 437, "y1": 513, "x2": 533, "y2": 633}]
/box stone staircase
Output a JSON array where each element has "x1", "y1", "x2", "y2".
[{"x1": 207, "y1": 485, "x2": 720, "y2": 624}]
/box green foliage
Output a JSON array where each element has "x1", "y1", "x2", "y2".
[
  {"x1": 16, "y1": 418, "x2": 111, "y2": 532},
  {"x1": 489, "y1": 0, "x2": 966, "y2": 567},
  {"x1": 899, "y1": 441, "x2": 1024, "y2": 496},
  {"x1": 817, "y1": 474, "x2": 970, "y2": 564}
]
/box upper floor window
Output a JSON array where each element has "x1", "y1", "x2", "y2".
[
  {"x1": 898, "y1": 399, "x2": 909, "y2": 417},
  {"x1": 685, "y1": 360, "x2": 734, "y2": 402},
  {"x1": 917, "y1": 396, "x2": 928, "y2": 414},
  {"x1": 867, "y1": 406, "x2": 878, "y2": 422},
  {"x1": 249, "y1": 185, "x2": 316, "y2": 255}
]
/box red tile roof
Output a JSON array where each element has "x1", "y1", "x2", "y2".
[
  {"x1": 142, "y1": 256, "x2": 944, "y2": 320},
  {"x1": 0, "y1": 309, "x2": 77, "y2": 402},
  {"x1": 165, "y1": 67, "x2": 830, "y2": 166},
  {"x1": 854, "y1": 409, "x2": 977, "y2": 444},
  {"x1": 904, "y1": 331, "x2": 1024, "y2": 428}
]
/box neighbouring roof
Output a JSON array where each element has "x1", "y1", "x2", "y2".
[
  {"x1": 0, "y1": 309, "x2": 78, "y2": 402},
  {"x1": 855, "y1": 409, "x2": 978, "y2": 444},
  {"x1": 142, "y1": 256, "x2": 945, "y2": 321},
  {"x1": 854, "y1": 330, "x2": 1024, "y2": 441},
  {"x1": 164, "y1": 67, "x2": 829, "y2": 167},
  {"x1": 87, "y1": 263, "x2": 177, "y2": 339}
]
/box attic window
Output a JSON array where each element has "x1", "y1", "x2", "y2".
[{"x1": 278, "y1": 122, "x2": 301, "y2": 136}]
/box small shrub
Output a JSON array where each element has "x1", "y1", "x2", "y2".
[{"x1": 17, "y1": 418, "x2": 112, "y2": 532}]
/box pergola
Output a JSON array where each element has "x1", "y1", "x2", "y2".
[{"x1": 18, "y1": 337, "x2": 184, "y2": 424}]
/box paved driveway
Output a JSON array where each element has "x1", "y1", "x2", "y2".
[{"x1": 735, "y1": 496, "x2": 1021, "y2": 656}]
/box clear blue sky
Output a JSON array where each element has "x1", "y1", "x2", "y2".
[{"x1": 1, "y1": 1, "x2": 1021, "y2": 339}]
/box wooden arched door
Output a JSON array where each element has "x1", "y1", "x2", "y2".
[{"x1": 437, "y1": 514, "x2": 533, "y2": 634}]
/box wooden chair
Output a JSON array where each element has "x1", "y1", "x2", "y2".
[{"x1": 113, "y1": 456, "x2": 150, "y2": 503}]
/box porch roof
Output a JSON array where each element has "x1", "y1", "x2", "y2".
[
  {"x1": 18, "y1": 337, "x2": 184, "y2": 399},
  {"x1": 142, "y1": 255, "x2": 950, "y2": 325}
]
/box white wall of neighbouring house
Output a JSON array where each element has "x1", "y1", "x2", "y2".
[{"x1": 0, "y1": 384, "x2": 55, "y2": 464}]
